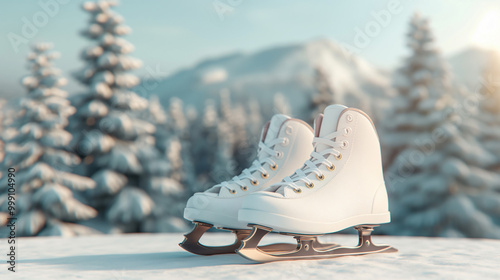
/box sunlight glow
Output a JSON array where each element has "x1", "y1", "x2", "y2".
[{"x1": 472, "y1": 10, "x2": 500, "y2": 50}]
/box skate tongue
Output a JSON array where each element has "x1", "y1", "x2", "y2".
[
  {"x1": 318, "y1": 104, "x2": 348, "y2": 137},
  {"x1": 315, "y1": 104, "x2": 347, "y2": 152},
  {"x1": 262, "y1": 114, "x2": 291, "y2": 144}
]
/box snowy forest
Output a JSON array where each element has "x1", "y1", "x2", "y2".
[{"x1": 1, "y1": 1, "x2": 500, "y2": 239}]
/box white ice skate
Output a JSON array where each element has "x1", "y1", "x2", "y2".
[
  {"x1": 180, "y1": 114, "x2": 316, "y2": 255},
  {"x1": 237, "y1": 104, "x2": 397, "y2": 262}
]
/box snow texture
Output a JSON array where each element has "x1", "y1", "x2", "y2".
[{"x1": 3, "y1": 233, "x2": 499, "y2": 279}]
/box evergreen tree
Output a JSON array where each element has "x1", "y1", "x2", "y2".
[
  {"x1": 310, "y1": 66, "x2": 334, "y2": 122},
  {"x1": 72, "y1": 1, "x2": 183, "y2": 232},
  {"x1": 167, "y1": 97, "x2": 188, "y2": 138},
  {"x1": 247, "y1": 99, "x2": 263, "y2": 137},
  {"x1": 185, "y1": 99, "x2": 217, "y2": 196},
  {"x1": 0, "y1": 43, "x2": 97, "y2": 237},
  {"x1": 477, "y1": 52, "x2": 500, "y2": 169},
  {"x1": 383, "y1": 14, "x2": 500, "y2": 238},
  {"x1": 162, "y1": 97, "x2": 196, "y2": 193},
  {"x1": 382, "y1": 13, "x2": 453, "y2": 169}
]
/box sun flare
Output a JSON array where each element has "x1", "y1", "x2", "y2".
[{"x1": 472, "y1": 10, "x2": 500, "y2": 50}]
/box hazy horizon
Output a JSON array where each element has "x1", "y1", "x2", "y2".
[{"x1": 1, "y1": 0, "x2": 499, "y2": 100}]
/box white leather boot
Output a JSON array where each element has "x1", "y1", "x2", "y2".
[
  {"x1": 239, "y1": 104, "x2": 390, "y2": 235},
  {"x1": 180, "y1": 114, "x2": 314, "y2": 255}
]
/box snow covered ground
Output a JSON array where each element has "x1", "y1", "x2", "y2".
[{"x1": 1, "y1": 232, "x2": 499, "y2": 279}]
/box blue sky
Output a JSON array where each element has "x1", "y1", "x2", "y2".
[{"x1": 1, "y1": 0, "x2": 499, "y2": 99}]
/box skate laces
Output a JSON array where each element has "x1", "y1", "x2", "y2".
[
  {"x1": 276, "y1": 131, "x2": 342, "y2": 193},
  {"x1": 218, "y1": 137, "x2": 286, "y2": 193}
]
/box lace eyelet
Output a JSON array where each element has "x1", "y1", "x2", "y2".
[
  {"x1": 240, "y1": 186, "x2": 248, "y2": 191},
  {"x1": 270, "y1": 164, "x2": 278, "y2": 170},
  {"x1": 230, "y1": 189, "x2": 237, "y2": 194},
  {"x1": 281, "y1": 138, "x2": 289, "y2": 146},
  {"x1": 251, "y1": 180, "x2": 259, "y2": 186},
  {"x1": 293, "y1": 188, "x2": 302, "y2": 193},
  {"x1": 305, "y1": 182, "x2": 314, "y2": 189},
  {"x1": 343, "y1": 127, "x2": 352, "y2": 136},
  {"x1": 341, "y1": 140, "x2": 349, "y2": 149},
  {"x1": 316, "y1": 174, "x2": 325, "y2": 181},
  {"x1": 327, "y1": 164, "x2": 335, "y2": 171},
  {"x1": 335, "y1": 154, "x2": 342, "y2": 160},
  {"x1": 346, "y1": 114, "x2": 354, "y2": 122},
  {"x1": 261, "y1": 173, "x2": 269, "y2": 179},
  {"x1": 275, "y1": 151, "x2": 284, "y2": 159},
  {"x1": 285, "y1": 126, "x2": 293, "y2": 135}
]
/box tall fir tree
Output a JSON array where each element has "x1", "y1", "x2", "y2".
[
  {"x1": 247, "y1": 99, "x2": 263, "y2": 137},
  {"x1": 71, "y1": 0, "x2": 183, "y2": 232},
  {"x1": 0, "y1": 43, "x2": 97, "y2": 237},
  {"x1": 167, "y1": 97, "x2": 188, "y2": 138},
  {"x1": 477, "y1": 52, "x2": 500, "y2": 169},
  {"x1": 382, "y1": 13, "x2": 453, "y2": 169},
  {"x1": 163, "y1": 97, "x2": 196, "y2": 194},
  {"x1": 383, "y1": 14, "x2": 500, "y2": 238},
  {"x1": 310, "y1": 66, "x2": 334, "y2": 123},
  {"x1": 189, "y1": 99, "x2": 219, "y2": 195}
]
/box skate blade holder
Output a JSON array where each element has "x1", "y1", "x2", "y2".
[
  {"x1": 179, "y1": 221, "x2": 334, "y2": 256},
  {"x1": 236, "y1": 224, "x2": 398, "y2": 263},
  {"x1": 179, "y1": 222, "x2": 251, "y2": 255}
]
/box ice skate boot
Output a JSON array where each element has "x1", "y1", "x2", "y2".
[
  {"x1": 180, "y1": 114, "x2": 317, "y2": 255},
  {"x1": 237, "y1": 104, "x2": 397, "y2": 262}
]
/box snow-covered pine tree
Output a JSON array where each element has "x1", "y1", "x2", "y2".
[
  {"x1": 382, "y1": 14, "x2": 500, "y2": 239},
  {"x1": 161, "y1": 97, "x2": 197, "y2": 192},
  {"x1": 212, "y1": 90, "x2": 251, "y2": 181},
  {"x1": 310, "y1": 66, "x2": 334, "y2": 122},
  {"x1": 72, "y1": 1, "x2": 184, "y2": 233},
  {"x1": 0, "y1": 43, "x2": 98, "y2": 237},
  {"x1": 167, "y1": 97, "x2": 188, "y2": 139},
  {"x1": 477, "y1": 52, "x2": 500, "y2": 169},
  {"x1": 188, "y1": 99, "x2": 219, "y2": 195},
  {"x1": 204, "y1": 92, "x2": 234, "y2": 184},
  {"x1": 143, "y1": 95, "x2": 169, "y2": 155},
  {"x1": 140, "y1": 96, "x2": 190, "y2": 232},
  {"x1": 381, "y1": 13, "x2": 453, "y2": 169},
  {"x1": 247, "y1": 99, "x2": 263, "y2": 137}
]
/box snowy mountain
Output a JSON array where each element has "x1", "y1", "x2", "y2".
[
  {"x1": 140, "y1": 39, "x2": 395, "y2": 120},
  {"x1": 448, "y1": 47, "x2": 500, "y2": 90}
]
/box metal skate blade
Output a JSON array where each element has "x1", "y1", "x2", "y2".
[{"x1": 236, "y1": 224, "x2": 397, "y2": 263}]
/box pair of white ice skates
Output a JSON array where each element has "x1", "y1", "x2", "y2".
[{"x1": 180, "y1": 104, "x2": 397, "y2": 262}]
